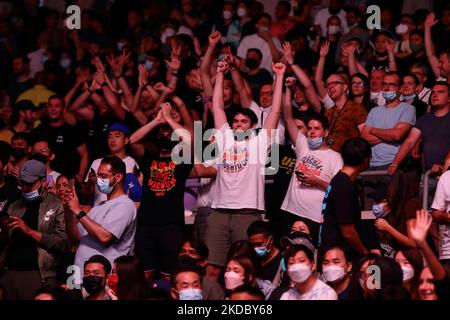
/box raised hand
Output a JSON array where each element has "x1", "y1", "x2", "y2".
[
  {"x1": 160, "y1": 102, "x2": 173, "y2": 120},
  {"x1": 410, "y1": 209, "x2": 432, "y2": 245},
  {"x1": 281, "y1": 42, "x2": 295, "y2": 65},
  {"x1": 193, "y1": 36, "x2": 202, "y2": 56},
  {"x1": 93, "y1": 56, "x2": 106, "y2": 73},
  {"x1": 272, "y1": 62, "x2": 286, "y2": 76},
  {"x1": 386, "y1": 39, "x2": 395, "y2": 53},
  {"x1": 225, "y1": 54, "x2": 239, "y2": 70},
  {"x1": 138, "y1": 64, "x2": 149, "y2": 88},
  {"x1": 424, "y1": 12, "x2": 438, "y2": 29},
  {"x1": 93, "y1": 71, "x2": 106, "y2": 86},
  {"x1": 165, "y1": 51, "x2": 181, "y2": 72},
  {"x1": 208, "y1": 31, "x2": 221, "y2": 47},
  {"x1": 285, "y1": 76, "x2": 296, "y2": 90},
  {"x1": 216, "y1": 60, "x2": 229, "y2": 74},
  {"x1": 171, "y1": 40, "x2": 182, "y2": 58},
  {"x1": 319, "y1": 41, "x2": 330, "y2": 57}
]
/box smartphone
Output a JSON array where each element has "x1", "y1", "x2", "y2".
[{"x1": 47, "y1": 175, "x2": 54, "y2": 185}]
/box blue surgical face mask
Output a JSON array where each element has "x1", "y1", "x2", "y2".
[
  {"x1": 401, "y1": 93, "x2": 416, "y2": 101},
  {"x1": 144, "y1": 60, "x2": 153, "y2": 71},
  {"x1": 373, "y1": 202, "x2": 389, "y2": 218},
  {"x1": 307, "y1": 137, "x2": 323, "y2": 150},
  {"x1": 179, "y1": 288, "x2": 203, "y2": 300},
  {"x1": 22, "y1": 183, "x2": 42, "y2": 202},
  {"x1": 382, "y1": 90, "x2": 398, "y2": 102},
  {"x1": 97, "y1": 177, "x2": 117, "y2": 195},
  {"x1": 255, "y1": 246, "x2": 268, "y2": 257},
  {"x1": 60, "y1": 58, "x2": 71, "y2": 69}
]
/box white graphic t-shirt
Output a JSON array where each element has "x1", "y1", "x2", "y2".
[
  {"x1": 280, "y1": 279, "x2": 338, "y2": 300},
  {"x1": 431, "y1": 171, "x2": 450, "y2": 260},
  {"x1": 281, "y1": 132, "x2": 343, "y2": 223},
  {"x1": 211, "y1": 123, "x2": 272, "y2": 211}
]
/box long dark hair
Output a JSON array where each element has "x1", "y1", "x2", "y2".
[
  {"x1": 115, "y1": 255, "x2": 150, "y2": 300},
  {"x1": 347, "y1": 254, "x2": 378, "y2": 300},
  {"x1": 349, "y1": 73, "x2": 370, "y2": 110},
  {"x1": 394, "y1": 248, "x2": 424, "y2": 300}
]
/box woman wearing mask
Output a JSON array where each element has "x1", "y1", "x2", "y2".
[
  {"x1": 394, "y1": 248, "x2": 423, "y2": 300},
  {"x1": 280, "y1": 244, "x2": 337, "y2": 300},
  {"x1": 108, "y1": 255, "x2": 150, "y2": 300},
  {"x1": 349, "y1": 73, "x2": 371, "y2": 111},
  {"x1": 313, "y1": 15, "x2": 343, "y2": 76},
  {"x1": 373, "y1": 165, "x2": 420, "y2": 256}
]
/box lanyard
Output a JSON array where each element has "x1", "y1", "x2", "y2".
[{"x1": 328, "y1": 99, "x2": 349, "y2": 138}]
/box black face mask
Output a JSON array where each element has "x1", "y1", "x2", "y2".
[
  {"x1": 245, "y1": 58, "x2": 259, "y2": 70},
  {"x1": 156, "y1": 136, "x2": 178, "y2": 151},
  {"x1": 83, "y1": 276, "x2": 105, "y2": 295},
  {"x1": 12, "y1": 148, "x2": 27, "y2": 161},
  {"x1": 375, "y1": 50, "x2": 388, "y2": 58},
  {"x1": 177, "y1": 254, "x2": 201, "y2": 268}
]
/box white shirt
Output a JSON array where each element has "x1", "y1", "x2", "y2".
[
  {"x1": 27, "y1": 48, "x2": 45, "y2": 77},
  {"x1": 280, "y1": 279, "x2": 338, "y2": 300},
  {"x1": 370, "y1": 91, "x2": 386, "y2": 107},
  {"x1": 211, "y1": 123, "x2": 272, "y2": 211},
  {"x1": 250, "y1": 100, "x2": 286, "y2": 145},
  {"x1": 417, "y1": 87, "x2": 431, "y2": 104},
  {"x1": 431, "y1": 171, "x2": 450, "y2": 260},
  {"x1": 314, "y1": 8, "x2": 348, "y2": 37},
  {"x1": 86, "y1": 156, "x2": 140, "y2": 206},
  {"x1": 321, "y1": 94, "x2": 335, "y2": 110},
  {"x1": 237, "y1": 34, "x2": 281, "y2": 75},
  {"x1": 281, "y1": 132, "x2": 343, "y2": 222},
  {"x1": 196, "y1": 159, "x2": 217, "y2": 208}
]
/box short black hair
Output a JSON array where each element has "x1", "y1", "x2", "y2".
[
  {"x1": 277, "y1": 1, "x2": 291, "y2": 12},
  {"x1": 341, "y1": 137, "x2": 372, "y2": 166},
  {"x1": 84, "y1": 254, "x2": 112, "y2": 275},
  {"x1": 12, "y1": 132, "x2": 31, "y2": 146},
  {"x1": 184, "y1": 239, "x2": 209, "y2": 260},
  {"x1": 410, "y1": 29, "x2": 424, "y2": 39},
  {"x1": 247, "y1": 221, "x2": 272, "y2": 237},
  {"x1": 247, "y1": 48, "x2": 263, "y2": 60},
  {"x1": 256, "y1": 13, "x2": 272, "y2": 23},
  {"x1": 48, "y1": 94, "x2": 65, "y2": 106},
  {"x1": 283, "y1": 244, "x2": 314, "y2": 263},
  {"x1": 231, "y1": 284, "x2": 265, "y2": 299},
  {"x1": 432, "y1": 81, "x2": 450, "y2": 94},
  {"x1": 171, "y1": 265, "x2": 203, "y2": 287},
  {"x1": 100, "y1": 155, "x2": 126, "y2": 177},
  {"x1": 403, "y1": 73, "x2": 420, "y2": 85},
  {"x1": 234, "y1": 108, "x2": 258, "y2": 126},
  {"x1": 322, "y1": 245, "x2": 351, "y2": 263},
  {"x1": 34, "y1": 285, "x2": 70, "y2": 300},
  {"x1": 307, "y1": 114, "x2": 330, "y2": 131}
]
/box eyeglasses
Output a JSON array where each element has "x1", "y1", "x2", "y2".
[
  {"x1": 351, "y1": 81, "x2": 365, "y2": 88},
  {"x1": 326, "y1": 81, "x2": 345, "y2": 88}
]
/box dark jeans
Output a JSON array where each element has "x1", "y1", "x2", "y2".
[{"x1": 134, "y1": 224, "x2": 184, "y2": 276}]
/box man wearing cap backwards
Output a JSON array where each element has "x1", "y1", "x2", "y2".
[
  {"x1": 0, "y1": 159, "x2": 68, "y2": 300},
  {"x1": 84, "y1": 122, "x2": 141, "y2": 206}
]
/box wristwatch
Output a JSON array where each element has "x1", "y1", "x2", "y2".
[{"x1": 76, "y1": 210, "x2": 87, "y2": 220}]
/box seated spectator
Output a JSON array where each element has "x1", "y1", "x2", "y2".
[
  {"x1": 394, "y1": 248, "x2": 424, "y2": 300},
  {"x1": 170, "y1": 264, "x2": 203, "y2": 300},
  {"x1": 247, "y1": 221, "x2": 282, "y2": 283},
  {"x1": 34, "y1": 285, "x2": 70, "y2": 300},
  {"x1": 280, "y1": 243, "x2": 337, "y2": 300},
  {"x1": 321, "y1": 245, "x2": 352, "y2": 300},
  {"x1": 109, "y1": 255, "x2": 150, "y2": 300},
  {"x1": 400, "y1": 74, "x2": 428, "y2": 119},
  {"x1": 31, "y1": 139, "x2": 61, "y2": 192},
  {"x1": 229, "y1": 284, "x2": 265, "y2": 300},
  {"x1": 82, "y1": 254, "x2": 112, "y2": 300}
]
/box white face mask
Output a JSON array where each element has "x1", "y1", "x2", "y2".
[
  {"x1": 401, "y1": 266, "x2": 415, "y2": 282},
  {"x1": 237, "y1": 8, "x2": 247, "y2": 18},
  {"x1": 287, "y1": 263, "x2": 312, "y2": 283},
  {"x1": 322, "y1": 265, "x2": 346, "y2": 283},
  {"x1": 328, "y1": 25, "x2": 341, "y2": 35},
  {"x1": 223, "y1": 10, "x2": 233, "y2": 20}
]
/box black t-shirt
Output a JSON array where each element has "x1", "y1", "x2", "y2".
[
  {"x1": 416, "y1": 110, "x2": 450, "y2": 170},
  {"x1": 31, "y1": 122, "x2": 85, "y2": 176},
  {"x1": 320, "y1": 172, "x2": 365, "y2": 258},
  {"x1": 259, "y1": 252, "x2": 282, "y2": 282},
  {"x1": 411, "y1": 98, "x2": 428, "y2": 119},
  {"x1": 7, "y1": 78, "x2": 33, "y2": 104},
  {"x1": 0, "y1": 178, "x2": 21, "y2": 212},
  {"x1": 205, "y1": 104, "x2": 241, "y2": 130},
  {"x1": 137, "y1": 151, "x2": 193, "y2": 226},
  {"x1": 5, "y1": 199, "x2": 40, "y2": 271},
  {"x1": 79, "y1": 120, "x2": 109, "y2": 163},
  {"x1": 365, "y1": 57, "x2": 390, "y2": 73}
]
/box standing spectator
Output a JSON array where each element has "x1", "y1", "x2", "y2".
[
  {"x1": 31, "y1": 139, "x2": 61, "y2": 191},
  {"x1": 410, "y1": 63, "x2": 432, "y2": 104},
  {"x1": 83, "y1": 255, "x2": 112, "y2": 301},
  {"x1": 64, "y1": 156, "x2": 137, "y2": 273},
  {"x1": 349, "y1": 73, "x2": 371, "y2": 111},
  {"x1": 204, "y1": 61, "x2": 285, "y2": 272},
  {"x1": 319, "y1": 137, "x2": 372, "y2": 259},
  {"x1": 271, "y1": 1, "x2": 295, "y2": 42},
  {"x1": 237, "y1": 13, "x2": 282, "y2": 74},
  {"x1": 6, "y1": 55, "x2": 33, "y2": 104},
  {"x1": 10, "y1": 100, "x2": 37, "y2": 134},
  {"x1": 31, "y1": 95, "x2": 89, "y2": 180},
  {"x1": 361, "y1": 71, "x2": 416, "y2": 170},
  {"x1": 0, "y1": 159, "x2": 68, "y2": 300},
  {"x1": 16, "y1": 71, "x2": 56, "y2": 108},
  {"x1": 84, "y1": 123, "x2": 140, "y2": 206},
  {"x1": 369, "y1": 69, "x2": 387, "y2": 109},
  {"x1": 323, "y1": 73, "x2": 367, "y2": 152},
  {"x1": 0, "y1": 142, "x2": 20, "y2": 212},
  {"x1": 242, "y1": 48, "x2": 273, "y2": 101},
  {"x1": 313, "y1": 0, "x2": 348, "y2": 38}
]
